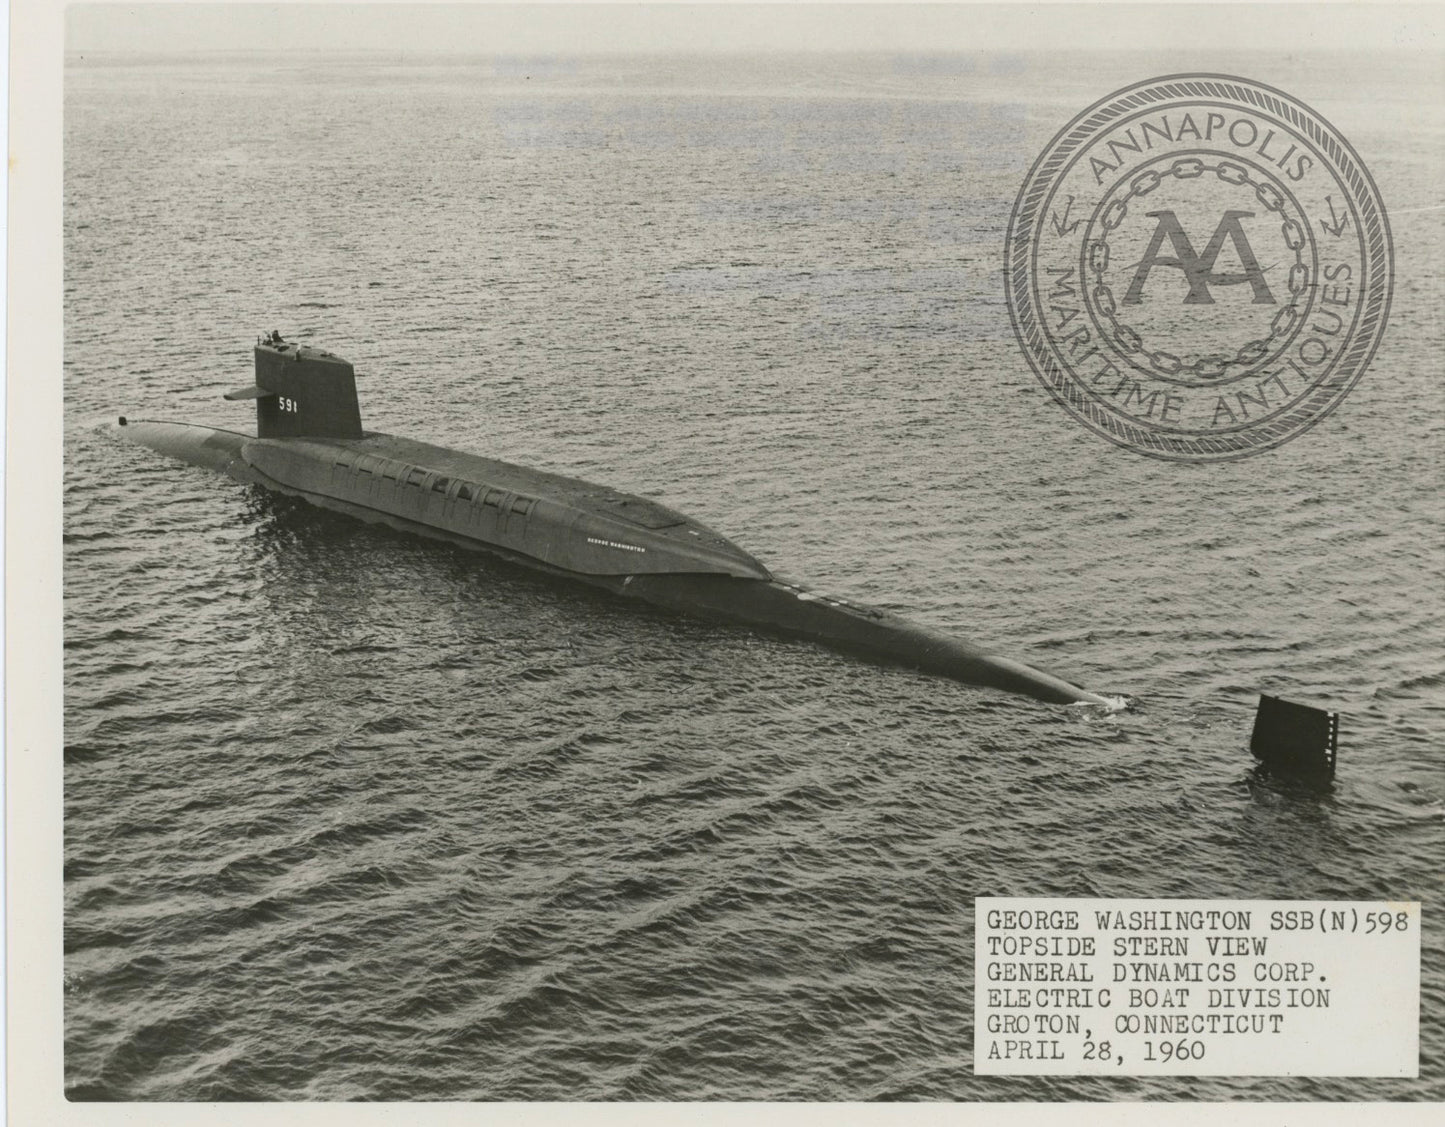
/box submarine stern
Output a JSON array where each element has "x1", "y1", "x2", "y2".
[{"x1": 620, "y1": 572, "x2": 1109, "y2": 706}]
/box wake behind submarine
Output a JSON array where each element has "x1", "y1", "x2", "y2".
[{"x1": 116, "y1": 333, "x2": 1110, "y2": 706}]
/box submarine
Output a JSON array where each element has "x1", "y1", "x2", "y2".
[{"x1": 115, "y1": 333, "x2": 1110, "y2": 706}]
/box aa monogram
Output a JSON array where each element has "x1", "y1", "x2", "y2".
[{"x1": 1125, "y1": 210, "x2": 1274, "y2": 307}]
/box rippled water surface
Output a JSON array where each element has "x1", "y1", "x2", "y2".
[{"x1": 64, "y1": 50, "x2": 1444, "y2": 1101}]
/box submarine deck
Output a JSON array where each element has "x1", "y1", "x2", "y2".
[
  {"x1": 348, "y1": 433, "x2": 710, "y2": 531},
  {"x1": 241, "y1": 430, "x2": 772, "y2": 579}
]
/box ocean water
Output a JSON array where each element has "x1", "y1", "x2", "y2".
[{"x1": 63, "y1": 50, "x2": 1443, "y2": 1100}]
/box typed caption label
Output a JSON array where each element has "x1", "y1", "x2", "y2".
[{"x1": 974, "y1": 897, "x2": 1419, "y2": 1076}]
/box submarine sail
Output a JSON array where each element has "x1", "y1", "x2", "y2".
[{"x1": 116, "y1": 335, "x2": 1109, "y2": 707}]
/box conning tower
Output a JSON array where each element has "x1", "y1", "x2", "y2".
[{"x1": 225, "y1": 331, "x2": 363, "y2": 439}]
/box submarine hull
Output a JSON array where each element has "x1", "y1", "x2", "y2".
[
  {"x1": 114, "y1": 416, "x2": 1108, "y2": 707},
  {"x1": 614, "y1": 574, "x2": 1102, "y2": 705}
]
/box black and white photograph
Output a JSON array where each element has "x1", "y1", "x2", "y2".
[{"x1": 13, "y1": 0, "x2": 1445, "y2": 1118}]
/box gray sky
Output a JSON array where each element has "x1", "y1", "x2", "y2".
[{"x1": 64, "y1": 3, "x2": 1445, "y2": 55}]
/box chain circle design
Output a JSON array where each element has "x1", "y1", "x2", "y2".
[{"x1": 1084, "y1": 156, "x2": 1311, "y2": 383}]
